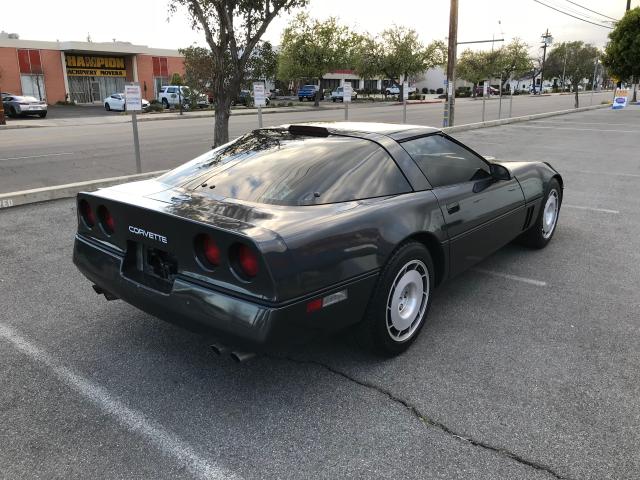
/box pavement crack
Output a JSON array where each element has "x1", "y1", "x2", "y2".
[{"x1": 268, "y1": 354, "x2": 573, "y2": 480}]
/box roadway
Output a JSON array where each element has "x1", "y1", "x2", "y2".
[
  {"x1": 0, "y1": 91, "x2": 613, "y2": 193},
  {"x1": 0, "y1": 106, "x2": 638, "y2": 479}
]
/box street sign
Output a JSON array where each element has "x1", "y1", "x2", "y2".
[
  {"x1": 612, "y1": 88, "x2": 629, "y2": 110},
  {"x1": 402, "y1": 82, "x2": 409, "y2": 101},
  {"x1": 343, "y1": 82, "x2": 352, "y2": 102},
  {"x1": 253, "y1": 82, "x2": 266, "y2": 107},
  {"x1": 125, "y1": 83, "x2": 142, "y2": 112},
  {"x1": 483, "y1": 83, "x2": 488, "y2": 97}
]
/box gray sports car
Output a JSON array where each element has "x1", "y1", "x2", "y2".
[
  {"x1": 2, "y1": 95, "x2": 47, "y2": 118},
  {"x1": 73, "y1": 122, "x2": 563, "y2": 357}
]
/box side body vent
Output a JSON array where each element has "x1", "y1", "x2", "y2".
[{"x1": 522, "y1": 205, "x2": 535, "y2": 231}]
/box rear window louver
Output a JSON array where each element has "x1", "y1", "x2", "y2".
[{"x1": 288, "y1": 125, "x2": 330, "y2": 137}]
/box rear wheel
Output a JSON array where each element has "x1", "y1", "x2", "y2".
[
  {"x1": 519, "y1": 178, "x2": 562, "y2": 249},
  {"x1": 8, "y1": 106, "x2": 17, "y2": 118},
  {"x1": 357, "y1": 242, "x2": 434, "y2": 356}
]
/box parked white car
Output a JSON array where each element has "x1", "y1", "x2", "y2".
[
  {"x1": 384, "y1": 84, "x2": 417, "y2": 95},
  {"x1": 158, "y1": 85, "x2": 191, "y2": 108},
  {"x1": 104, "y1": 93, "x2": 150, "y2": 112},
  {"x1": 330, "y1": 86, "x2": 358, "y2": 102}
]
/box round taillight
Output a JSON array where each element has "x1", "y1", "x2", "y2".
[
  {"x1": 98, "y1": 205, "x2": 115, "y2": 235},
  {"x1": 195, "y1": 234, "x2": 220, "y2": 268},
  {"x1": 79, "y1": 199, "x2": 95, "y2": 227},
  {"x1": 236, "y1": 244, "x2": 259, "y2": 278}
]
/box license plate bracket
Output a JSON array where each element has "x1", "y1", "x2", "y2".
[{"x1": 122, "y1": 241, "x2": 178, "y2": 293}]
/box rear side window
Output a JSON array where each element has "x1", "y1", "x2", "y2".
[
  {"x1": 401, "y1": 135, "x2": 490, "y2": 187},
  {"x1": 160, "y1": 130, "x2": 411, "y2": 205}
]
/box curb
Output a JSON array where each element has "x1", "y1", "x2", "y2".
[
  {"x1": 0, "y1": 103, "x2": 611, "y2": 210},
  {"x1": 442, "y1": 103, "x2": 609, "y2": 134},
  {"x1": 0, "y1": 170, "x2": 168, "y2": 210}
]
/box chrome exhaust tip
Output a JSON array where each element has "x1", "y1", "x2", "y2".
[
  {"x1": 229, "y1": 351, "x2": 256, "y2": 363},
  {"x1": 210, "y1": 342, "x2": 230, "y2": 356}
]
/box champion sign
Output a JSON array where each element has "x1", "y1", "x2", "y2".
[{"x1": 128, "y1": 226, "x2": 168, "y2": 244}]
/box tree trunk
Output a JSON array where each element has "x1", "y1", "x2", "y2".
[
  {"x1": 633, "y1": 75, "x2": 637, "y2": 103},
  {"x1": 213, "y1": 98, "x2": 231, "y2": 147},
  {"x1": 472, "y1": 82, "x2": 477, "y2": 98},
  {"x1": 574, "y1": 84, "x2": 579, "y2": 109}
]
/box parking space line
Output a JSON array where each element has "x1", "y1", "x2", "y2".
[
  {"x1": 562, "y1": 169, "x2": 640, "y2": 179},
  {"x1": 511, "y1": 125, "x2": 636, "y2": 133},
  {"x1": 0, "y1": 152, "x2": 75, "y2": 161},
  {"x1": 563, "y1": 204, "x2": 619, "y2": 214},
  {"x1": 531, "y1": 120, "x2": 631, "y2": 127},
  {"x1": 473, "y1": 268, "x2": 547, "y2": 287},
  {"x1": 0, "y1": 323, "x2": 237, "y2": 480}
]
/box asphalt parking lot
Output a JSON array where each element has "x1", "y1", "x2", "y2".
[{"x1": 1, "y1": 107, "x2": 639, "y2": 479}]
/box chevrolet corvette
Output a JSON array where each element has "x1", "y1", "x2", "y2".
[{"x1": 73, "y1": 122, "x2": 563, "y2": 356}]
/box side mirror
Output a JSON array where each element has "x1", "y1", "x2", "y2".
[{"x1": 490, "y1": 163, "x2": 511, "y2": 181}]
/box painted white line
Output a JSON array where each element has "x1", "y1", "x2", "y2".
[
  {"x1": 473, "y1": 268, "x2": 547, "y2": 287},
  {"x1": 0, "y1": 152, "x2": 74, "y2": 161},
  {"x1": 563, "y1": 204, "x2": 619, "y2": 214},
  {"x1": 563, "y1": 169, "x2": 640, "y2": 179},
  {"x1": 0, "y1": 323, "x2": 238, "y2": 480},
  {"x1": 532, "y1": 120, "x2": 631, "y2": 127},
  {"x1": 510, "y1": 125, "x2": 636, "y2": 133}
]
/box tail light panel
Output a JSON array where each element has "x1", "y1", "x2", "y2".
[
  {"x1": 98, "y1": 205, "x2": 115, "y2": 235},
  {"x1": 230, "y1": 243, "x2": 259, "y2": 280},
  {"x1": 194, "y1": 233, "x2": 221, "y2": 270},
  {"x1": 79, "y1": 199, "x2": 95, "y2": 228}
]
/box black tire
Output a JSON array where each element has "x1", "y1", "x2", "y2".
[
  {"x1": 357, "y1": 242, "x2": 435, "y2": 356},
  {"x1": 9, "y1": 106, "x2": 17, "y2": 118},
  {"x1": 38, "y1": 112, "x2": 47, "y2": 118},
  {"x1": 518, "y1": 178, "x2": 562, "y2": 249},
  {"x1": 299, "y1": 97, "x2": 304, "y2": 102},
  {"x1": 105, "y1": 103, "x2": 111, "y2": 111},
  {"x1": 332, "y1": 97, "x2": 336, "y2": 102}
]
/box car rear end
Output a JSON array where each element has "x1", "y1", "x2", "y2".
[
  {"x1": 72, "y1": 182, "x2": 372, "y2": 348},
  {"x1": 11, "y1": 96, "x2": 47, "y2": 116}
]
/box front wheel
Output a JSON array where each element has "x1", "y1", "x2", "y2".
[
  {"x1": 38, "y1": 112, "x2": 47, "y2": 118},
  {"x1": 357, "y1": 242, "x2": 434, "y2": 356},
  {"x1": 104, "y1": 103, "x2": 111, "y2": 111},
  {"x1": 518, "y1": 178, "x2": 562, "y2": 249}
]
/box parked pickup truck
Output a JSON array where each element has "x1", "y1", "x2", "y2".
[
  {"x1": 298, "y1": 84, "x2": 320, "y2": 101},
  {"x1": 330, "y1": 86, "x2": 358, "y2": 102}
]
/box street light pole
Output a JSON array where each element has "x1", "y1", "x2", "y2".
[
  {"x1": 443, "y1": 0, "x2": 459, "y2": 127},
  {"x1": 539, "y1": 29, "x2": 552, "y2": 95}
]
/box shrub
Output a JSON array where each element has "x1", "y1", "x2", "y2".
[
  {"x1": 148, "y1": 103, "x2": 164, "y2": 112},
  {"x1": 287, "y1": 101, "x2": 294, "y2": 107},
  {"x1": 55, "y1": 100, "x2": 76, "y2": 106},
  {"x1": 421, "y1": 87, "x2": 428, "y2": 94},
  {"x1": 436, "y1": 88, "x2": 443, "y2": 94}
]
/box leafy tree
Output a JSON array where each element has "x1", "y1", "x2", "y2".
[
  {"x1": 170, "y1": 72, "x2": 184, "y2": 85},
  {"x1": 354, "y1": 27, "x2": 445, "y2": 97},
  {"x1": 248, "y1": 41, "x2": 278, "y2": 84},
  {"x1": 545, "y1": 41, "x2": 599, "y2": 108},
  {"x1": 170, "y1": 0, "x2": 307, "y2": 146},
  {"x1": 494, "y1": 39, "x2": 533, "y2": 89},
  {"x1": 456, "y1": 49, "x2": 493, "y2": 97},
  {"x1": 603, "y1": 7, "x2": 640, "y2": 101},
  {"x1": 278, "y1": 14, "x2": 359, "y2": 106}
]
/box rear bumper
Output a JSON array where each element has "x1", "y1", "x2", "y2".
[{"x1": 73, "y1": 235, "x2": 377, "y2": 348}]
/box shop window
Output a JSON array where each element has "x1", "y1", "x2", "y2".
[{"x1": 20, "y1": 75, "x2": 46, "y2": 100}]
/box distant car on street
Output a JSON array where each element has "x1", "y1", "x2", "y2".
[
  {"x1": 104, "y1": 93, "x2": 150, "y2": 112},
  {"x1": 231, "y1": 89, "x2": 271, "y2": 107},
  {"x1": 298, "y1": 84, "x2": 320, "y2": 102},
  {"x1": 330, "y1": 86, "x2": 358, "y2": 102},
  {"x1": 384, "y1": 84, "x2": 417, "y2": 95},
  {"x1": 475, "y1": 85, "x2": 500, "y2": 96},
  {"x1": 2, "y1": 95, "x2": 48, "y2": 118}
]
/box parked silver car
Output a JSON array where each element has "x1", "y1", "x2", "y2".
[{"x1": 2, "y1": 95, "x2": 48, "y2": 118}]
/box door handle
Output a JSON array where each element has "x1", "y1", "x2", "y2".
[{"x1": 446, "y1": 202, "x2": 460, "y2": 214}]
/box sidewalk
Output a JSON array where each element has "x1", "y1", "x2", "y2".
[{"x1": 0, "y1": 103, "x2": 348, "y2": 130}]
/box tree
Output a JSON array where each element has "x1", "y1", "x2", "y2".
[
  {"x1": 278, "y1": 14, "x2": 359, "y2": 106},
  {"x1": 353, "y1": 26, "x2": 446, "y2": 98},
  {"x1": 248, "y1": 41, "x2": 278, "y2": 84},
  {"x1": 456, "y1": 49, "x2": 493, "y2": 97},
  {"x1": 494, "y1": 39, "x2": 533, "y2": 90},
  {"x1": 170, "y1": 72, "x2": 184, "y2": 85},
  {"x1": 545, "y1": 41, "x2": 599, "y2": 108},
  {"x1": 170, "y1": 0, "x2": 307, "y2": 146},
  {"x1": 603, "y1": 7, "x2": 640, "y2": 102}
]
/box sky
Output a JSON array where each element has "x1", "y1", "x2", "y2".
[{"x1": 2, "y1": 0, "x2": 637, "y2": 54}]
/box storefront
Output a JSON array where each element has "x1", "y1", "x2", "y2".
[
  {"x1": 0, "y1": 36, "x2": 185, "y2": 104},
  {"x1": 65, "y1": 54, "x2": 128, "y2": 103}
]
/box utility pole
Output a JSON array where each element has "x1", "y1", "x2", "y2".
[
  {"x1": 443, "y1": 0, "x2": 459, "y2": 127},
  {"x1": 539, "y1": 29, "x2": 553, "y2": 95},
  {"x1": 627, "y1": 0, "x2": 631, "y2": 11}
]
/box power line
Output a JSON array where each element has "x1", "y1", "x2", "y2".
[
  {"x1": 562, "y1": 0, "x2": 619, "y2": 22},
  {"x1": 532, "y1": 0, "x2": 614, "y2": 28}
]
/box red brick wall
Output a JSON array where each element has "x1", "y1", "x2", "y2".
[
  {"x1": 0, "y1": 47, "x2": 21, "y2": 95},
  {"x1": 40, "y1": 49, "x2": 66, "y2": 103},
  {"x1": 136, "y1": 55, "x2": 154, "y2": 100},
  {"x1": 166, "y1": 56, "x2": 185, "y2": 78}
]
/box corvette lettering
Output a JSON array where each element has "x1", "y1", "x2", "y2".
[{"x1": 128, "y1": 226, "x2": 168, "y2": 244}]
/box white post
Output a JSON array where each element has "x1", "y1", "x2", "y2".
[
  {"x1": 132, "y1": 111, "x2": 141, "y2": 173},
  {"x1": 345, "y1": 101, "x2": 349, "y2": 121},
  {"x1": 258, "y1": 105, "x2": 263, "y2": 128}
]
